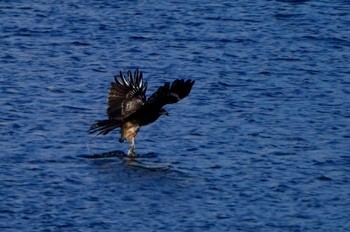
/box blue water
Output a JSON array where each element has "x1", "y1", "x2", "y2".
[{"x1": 1, "y1": 0, "x2": 350, "y2": 231}]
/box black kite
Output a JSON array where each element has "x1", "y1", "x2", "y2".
[{"x1": 89, "y1": 69, "x2": 195, "y2": 156}]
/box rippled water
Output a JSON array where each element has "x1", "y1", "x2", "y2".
[{"x1": 1, "y1": 0, "x2": 350, "y2": 231}]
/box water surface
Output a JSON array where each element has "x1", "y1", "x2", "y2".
[{"x1": 1, "y1": 1, "x2": 350, "y2": 231}]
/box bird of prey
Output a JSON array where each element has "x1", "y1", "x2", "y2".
[{"x1": 89, "y1": 69, "x2": 195, "y2": 157}]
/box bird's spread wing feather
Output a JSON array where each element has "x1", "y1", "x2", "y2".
[
  {"x1": 145, "y1": 79, "x2": 195, "y2": 110},
  {"x1": 107, "y1": 69, "x2": 147, "y2": 119}
]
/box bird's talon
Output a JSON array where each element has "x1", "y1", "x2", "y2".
[{"x1": 127, "y1": 149, "x2": 135, "y2": 157}]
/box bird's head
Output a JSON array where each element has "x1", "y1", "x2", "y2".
[{"x1": 159, "y1": 108, "x2": 169, "y2": 116}]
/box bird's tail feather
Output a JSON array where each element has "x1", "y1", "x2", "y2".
[{"x1": 89, "y1": 119, "x2": 121, "y2": 135}]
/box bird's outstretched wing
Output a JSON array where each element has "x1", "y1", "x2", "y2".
[
  {"x1": 107, "y1": 69, "x2": 147, "y2": 119},
  {"x1": 144, "y1": 79, "x2": 195, "y2": 110}
]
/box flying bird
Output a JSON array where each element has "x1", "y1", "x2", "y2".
[{"x1": 89, "y1": 69, "x2": 195, "y2": 157}]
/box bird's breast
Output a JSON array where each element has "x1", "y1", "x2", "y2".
[{"x1": 121, "y1": 120, "x2": 140, "y2": 141}]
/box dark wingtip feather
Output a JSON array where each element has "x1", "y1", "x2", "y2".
[
  {"x1": 112, "y1": 69, "x2": 147, "y2": 94},
  {"x1": 169, "y1": 79, "x2": 194, "y2": 100},
  {"x1": 134, "y1": 69, "x2": 139, "y2": 82}
]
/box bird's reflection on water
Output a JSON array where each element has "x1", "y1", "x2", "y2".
[
  {"x1": 80, "y1": 150, "x2": 172, "y2": 172},
  {"x1": 81, "y1": 150, "x2": 127, "y2": 159}
]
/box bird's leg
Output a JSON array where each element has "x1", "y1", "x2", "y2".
[{"x1": 127, "y1": 137, "x2": 136, "y2": 157}]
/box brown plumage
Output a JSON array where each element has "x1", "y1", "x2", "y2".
[{"x1": 89, "y1": 69, "x2": 195, "y2": 156}]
